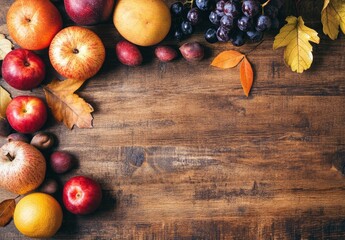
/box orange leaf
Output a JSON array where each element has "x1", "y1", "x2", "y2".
[
  {"x1": 43, "y1": 78, "x2": 93, "y2": 129},
  {"x1": 211, "y1": 50, "x2": 244, "y2": 69},
  {"x1": 0, "y1": 199, "x2": 15, "y2": 227},
  {"x1": 240, "y1": 57, "x2": 253, "y2": 97}
]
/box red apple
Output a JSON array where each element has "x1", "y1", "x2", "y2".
[
  {"x1": 64, "y1": 0, "x2": 115, "y2": 25},
  {"x1": 49, "y1": 26, "x2": 106, "y2": 80},
  {"x1": 1, "y1": 49, "x2": 46, "y2": 90},
  {"x1": 63, "y1": 176, "x2": 102, "y2": 215},
  {"x1": 6, "y1": 96, "x2": 47, "y2": 134}
]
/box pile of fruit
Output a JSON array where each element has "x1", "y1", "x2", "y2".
[{"x1": 0, "y1": 0, "x2": 286, "y2": 237}]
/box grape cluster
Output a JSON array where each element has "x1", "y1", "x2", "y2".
[{"x1": 170, "y1": 0, "x2": 285, "y2": 45}]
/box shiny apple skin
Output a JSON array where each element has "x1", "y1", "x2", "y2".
[
  {"x1": 6, "y1": 96, "x2": 47, "y2": 134},
  {"x1": 64, "y1": 0, "x2": 115, "y2": 25},
  {"x1": 1, "y1": 48, "x2": 46, "y2": 90},
  {"x1": 63, "y1": 176, "x2": 102, "y2": 215},
  {"x1": 49, "y1": 26, "x2": 106, "y2": 80}
]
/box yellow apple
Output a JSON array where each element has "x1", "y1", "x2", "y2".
[
  {"x1": 113, "y1": 0, "x2": 171, "y2": 47},
  {"x1": 49, "y1": 26, "x2": 106, "y2": 80}
]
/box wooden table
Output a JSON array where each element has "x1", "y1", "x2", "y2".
[{"x1": 1, "y1": 0, "x2": 345, "y2": 239}]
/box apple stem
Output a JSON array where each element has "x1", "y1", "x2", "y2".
[
  {"x1": 6, "y1": 153, "x2": 14, "y2": 161},
  {"x1": 73, "y1": 49, "x2": 79, "y2": 54}
]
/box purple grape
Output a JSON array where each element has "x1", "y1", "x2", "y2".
[
  {"x1": 265, "y1": 4, "x2": 278, "y2": 19},
  {"x1": 209, "y1": 11, "x2": 221, "y2": 25},
  {"x1": 220, "y1": 15, "x2": 234, "y2": 29},
  {"x1": 237, "y1": 15, "x2": 252, "y2": 31},
  {"x1": 223, "y1": 2, "x2": 240, "y2": 18},
  {"x1": 205, "y1": 27, "x2": 218, "y2": 43},
  {"x1": 196, "y1": 0, "x2": 212, "y2": 11},
  {"x1": 174, "y1": 28, "x2": 184, "y2": 41},
  {"x1": 216, "y1": 26, "x2": 231, "y2": 42},
  {"x1": 216, "y1": 0, "x2": 225, "y2": 11},
  {"x1": 187, "y1": 8, "x2": 201, "y2": 25},
  {"x1": 246, "y1": 30, "x2": 263, "y2": 42},
  {"x1": 170, "y1": 2, "x2": 184, "y2": 17},
  {"x1": 230, "y1": 30, "x2": 245, "y2": 46},
  {"x1": 242, "y1": 0, "x2": 261, "y2": 18},
  {"x1": 181, "y1": 20, "x2": 193, "y2": 35},
  {"x1": 256, "y1": 15, "x2": 271, "y2": 31}
]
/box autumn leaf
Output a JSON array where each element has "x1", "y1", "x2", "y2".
[
  {"x1": 43, "y1": 78, "x2": 94, "y2": 129},
  {"x1": 0, "y1": 199, "x2": 15, "y2": 227},
  {"x1": 273, "y1": 16, "x2": 320, "y2": 73},
  {"x1": 211, "y1": 50, "x2": 244, "y2": 69},
  {"x1": 321, "y1": 0, "x2": 345, "y2": 40},
  {"x1": 240, "y1": 57, "x2": 253, "y2": 97},
  {"x1": 0, "y1": 86, "x2": 12, "y2": 119},
  {"x1": 0, "y1": 34, "x2": 13, "y2": 60}
]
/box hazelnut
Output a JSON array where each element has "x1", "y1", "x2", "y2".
[{"x1": 30, "y1": 132, "x2": 55, "y2": 150}]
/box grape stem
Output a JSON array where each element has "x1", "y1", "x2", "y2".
[
  {"x1": 261, "y1": 0, "x2": 271, "y2": 15},
  {"x1": 184, "y1": 0, "x2": 194, "y2": 9}
]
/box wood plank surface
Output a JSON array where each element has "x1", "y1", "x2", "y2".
[{"x1": 1, "y1": 0, "x2": 345, "y2": 239}]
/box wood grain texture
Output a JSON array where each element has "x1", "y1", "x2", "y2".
[{"x1": 1, "y1": 0, "x2": 345, "y2": 239}]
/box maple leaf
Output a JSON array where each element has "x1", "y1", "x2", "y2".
[
  {"x1": 273, "y1": 16, "x2": 320, "y2": 73},
  {"x1": 240, "y1": 57, "x2": 253, "y2": 97},
  {"x1": 321, "y1": 0, "x2": 345, "y2": 40},
  {"x1": 43, "y1": 79, "x2": 94, "y2": 129},
  {"x1": 0, "y1": 86, "x2": 12, "y2": 119},
  {"x1": 211, "y1": 50, "x2": 244, "y2": 69}
]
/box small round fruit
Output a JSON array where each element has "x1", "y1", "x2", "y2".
[
  {"x1": 204, "y1": 28, "x2": 218, "y2": 43},
  {"x1": 2, "y1": 49, "x2": 46, "y2": 90},
  {"x1": 6, "y1": 96, "x2": 47, "y2": 134},
  {"x1": 14, "y1": 193, "x2": 63, "y2": 238},
  {"x1": 113, "y1": 0, "x2": 171, "y2": 46},
  {"x1": 179, "y1": 42, "x2": 204, "y2": 62},
  {"x1": 6, "y1": 0, "x2": 63, "y2": 50},
  {"x1": 7, "y1": 133, "x2": 30, "y2": 143},
  {"x1": 39, "y1": 178, "x2": 59, "y2": 195},
  {"x1": 115, "y1": 40, "x2": 143, "y2": 66},
  {"x1": 63, "y1": 176, "x2": 102, "y2": 215},
  {"x1": 50, "y1": 151, "x2": 75, "y2": 174},
  {"x1": 30, "y1": 132, "x2": 55, "y2": 150},
  {"x1": 0, "y1": 118, "x2": 11, "y2": 137},
  {"x1": 154, "y1": 46, "x2": 178, "y2": 62}
]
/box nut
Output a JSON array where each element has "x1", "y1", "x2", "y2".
[{"x1": 30, "y1": 132, "x2": 55, "y2": 150}]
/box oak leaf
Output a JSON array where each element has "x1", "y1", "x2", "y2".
[
  {"x1": 43, "y1": 79, "x2": 94, "y2": 129},
  {"x1": 321, "y1": 0, "x2": 345, "y2": 40},
  {"x1": 240, "y1": 57, "x2": 253, "y2": 97},
  {"x1": 0, "y1": 199, "x2": 15, "y2": 227},
  {"x1": 211, "y1": 50, "x2": 244, "y2": 69},
  {"x1": 273, "y1": 16, "x2": 320, "y2": 73},
  {"x1": 0, "y1": 86, "x2": 11, "y2": 119}
]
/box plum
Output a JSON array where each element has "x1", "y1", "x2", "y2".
[
  {"x1": 115, "y1": 40, "x2": 143, "y2": 66},
  {"x1": 155, "y1": 45, "x2": 178, "y2": 62},
  {"x1": 179, "y1": 41, "x2": 204, "y2": 62},
  {"x1": 50, "y1": 151, "x2": 75, "y2": 174}
]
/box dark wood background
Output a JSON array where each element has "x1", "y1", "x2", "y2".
[{"x1": 1, "y1": 0, "x2": 345, "y2": 239}]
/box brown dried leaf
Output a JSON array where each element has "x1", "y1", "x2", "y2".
[
  {"x1": 0, "y1": 199, "x2": 15, "y2": 227},
  {"x1": 240, "y1": 57, "x2": 253, "y2": 97},
  {"x1": 211, "y1": 50, "x2": 244, "y2": 69},
  {"x1": 43, "y1": 79, "x2": 93, "y2": 129}
]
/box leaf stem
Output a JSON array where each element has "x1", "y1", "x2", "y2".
[{"x1": 245, "y1": 40, "x2": 265, "y2": 56}]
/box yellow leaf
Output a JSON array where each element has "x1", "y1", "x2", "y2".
[
  {"x1": 321, "y1": 0, "x2": 345, "y2": 40},
  {"x1": 211, "y1": 50, "x2": 244, "y2": 69},
  {"x1": 0, "y1": 34, "x2": 13, "y2": 60},
  {"x1": 0, "y1": 86, "x2": 12, "y2": 119},
  {"x1": 273, "y1": 16, "x2": 320, "y2": 73},
  {"x1": 240, "y1": 57, "x2": 253, "y2": 97},
  {"x1": 43, "y1": 79, "x2": 94, "y2": 129}
]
